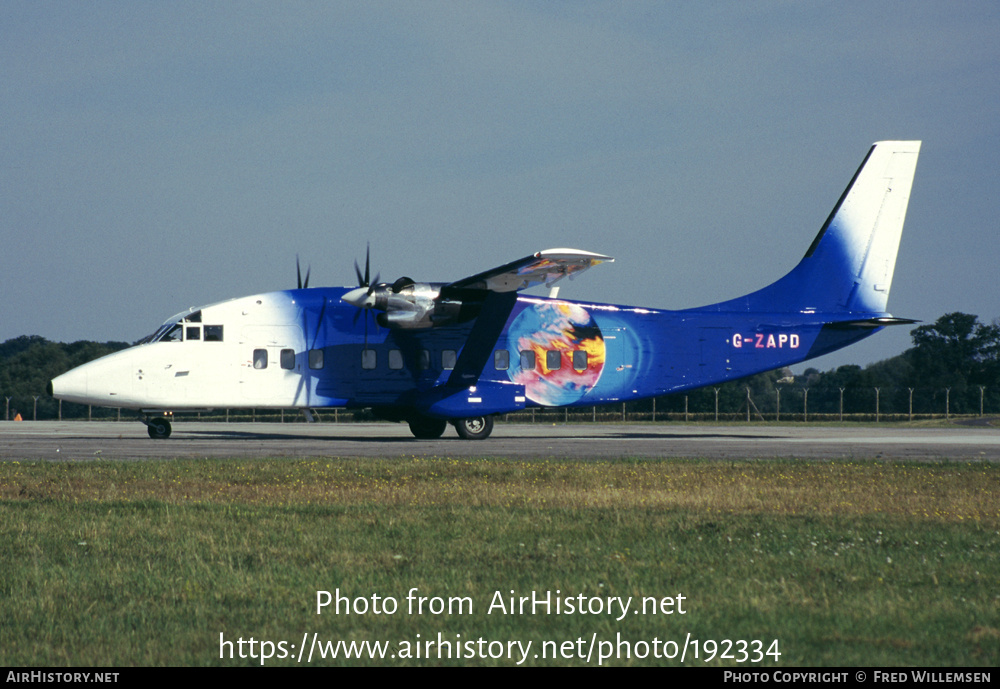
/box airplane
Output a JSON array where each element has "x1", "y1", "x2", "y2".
[{"x1": 49, "y1": 140, "x2": 921, "y2": 440}]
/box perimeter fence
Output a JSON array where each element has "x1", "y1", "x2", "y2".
[{"x1": 2, "y1": 385, "x2": 996, "y2": 423}]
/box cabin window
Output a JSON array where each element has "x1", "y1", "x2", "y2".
[
  {"x1": 186, "y1": 326, "x2": 201, "y2": 341},
  {"x1": 389, "y1": 350, "x2": 404, "y2": 370},
  {"x1": 253, "y1": 349, "x2": 268, "y2": 369},
  {"x1": 546, "y1": 350, "x2": 562, "y2": 371},
  {"x1": 280, "y1": 349, "x2": 295, "y2": 370},
  {"x1": 205, "y1": 325, "x2": 224, "y2": 342},
  {"x1": 418, "y1": 349, "x2": 430, "y2": 370},
  {"x1": 442, "y1": 350, "x2": 457, "y2": 370},
  {"x1": 184, "y1": 310, "x2": 202, "y2": 323},
  {"x1": 361, "y1": 349, "x2": 377, "y2": 370},
  {"x1": 309, "y1": 349, "x2": 324, "y2": 370},
  {"x1": 573, "y1": 351, "x2": 588, "y2": 371},
  {"x1": 520, "y1": 350, "x2": 535, "y2": 370},
  {"x1": 494, "y1": 349, "x2": 509, "y2": 370}
]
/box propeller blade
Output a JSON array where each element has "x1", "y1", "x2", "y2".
[
  {"x1": 296, "y1": 255, "x2": 311, "y2": 290},
  {"x1": 313, "y1": 300, "x2": 327, "y2": 348}
]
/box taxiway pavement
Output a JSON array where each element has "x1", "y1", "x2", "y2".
[{"x1": 2, "y1": 421, "x2": 998, "y2": 462}]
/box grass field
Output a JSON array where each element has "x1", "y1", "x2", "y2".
[{"x1": 1, "y1": 456, "x2": 997, "y2": 666}]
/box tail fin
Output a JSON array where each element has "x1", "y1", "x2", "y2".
[{"x1": 710, "y1": 140, "x2": 920, "y2": 315}]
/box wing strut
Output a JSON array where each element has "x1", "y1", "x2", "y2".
[{"x1": 446, "y1": 291, "x2": 519, "y2": 388}]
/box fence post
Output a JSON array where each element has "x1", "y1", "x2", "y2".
[
  {"x1": 714, "y1": 388, "x2": 720, "y2": 422},
  {"x1": 746, "y1": 388, "x2": 751, "y2": 422},
  {"x1": 652, "y1": 397, "x2": 656, "y2": 422},
  {"x1": 776, "y1": 388, "x2": 780, "y2": 422},
  {"x1": 4, "y1": 397, "x2": 9, "y2": 421},
  {"x1": 981, "y1": 386, "x2": 986, "y2": 417},
  {"x1": 839, "y1": 388, "x2": 844, "y2": 422},
  {"x1": 803, "y1": 388, "x2": 808, "y2": 423},
  {"x1": 875, "y1": 387, "x2": 880, "y2": 423},
  {"x1": 622, "y1": 402, "x2": 626, "y2": 422},
  {"x1": 945, "y1": 388, "x2": 950, "y2": 419},
  {"x1": 33, "y1": 396, "x2": 40, "y2": 421},
  {"x1": 684, "y1": 396, "x2": 688, "y2": 422},
  {"x1": 908, "y1": 388, "x2": 913, "y2": 422},
  {"x1": 58, "y1": 399, "x2": 63, "y2": 421}
]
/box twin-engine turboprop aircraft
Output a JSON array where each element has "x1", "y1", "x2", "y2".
[{"x1": 51, "y1": 141, "x2": 921, "y2": 440}]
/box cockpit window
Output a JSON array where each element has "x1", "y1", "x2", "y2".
[
  {"x1": 138, "y1": 317, "x2": 218, "y2": 345},
  {"x1": 161, "y1": 324, "x2": 183, "y2": 342}
]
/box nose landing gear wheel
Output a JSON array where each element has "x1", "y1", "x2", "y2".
[{"x1": 454, "y1": 415, "x2": 493, "y2": 440}]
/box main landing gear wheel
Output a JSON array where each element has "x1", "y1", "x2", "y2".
[
  {"x1": 146, "y1": 417, "x2": 172, "y2": 439},
  {"x1": 408, "y1": 416, "x2": 448, "y2": 439},
  {"x1": 454, "y1": 415, "x2": 494, "y2": 440}
]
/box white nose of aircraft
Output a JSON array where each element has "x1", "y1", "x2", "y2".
[{"x1": 49, "y1": 350, "x2": 134, "y2": 407}]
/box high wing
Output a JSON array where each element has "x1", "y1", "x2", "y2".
[
  {"x1": 442, "y1": 248, "x2": 613, "y2": 294},
  {"x1": 342, "y1": 247, "x2": 613, "y2": 330}
]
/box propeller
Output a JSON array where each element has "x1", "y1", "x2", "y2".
[
  {"x1": 294, "y1": 288, "x2": 326, "y2": 411},
  {"x1": 343, "y1": 243, "x2": 382, "y2": 349},
  {"x1": 296, "y1": 255, "x2": 311, "y2": 290},
  {"x1": 353, "y1": 242, "x2": 379, "y2": 292},
  {"x1": 343, "y1": 245, "x2": 418, "y2": 308},
  {"x1": 341, "y1": 244, "x2": 443, "y2": 331}
]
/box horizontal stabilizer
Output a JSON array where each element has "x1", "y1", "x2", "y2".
[{"x1": 828, "y1": 317, "x2": 919, "y2": 329}]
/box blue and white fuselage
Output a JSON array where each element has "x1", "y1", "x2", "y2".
[{"x1": 51, "y1": 141, "x2": 921, "y2": 439}]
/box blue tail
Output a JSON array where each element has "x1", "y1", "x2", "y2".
[{"x1": 705, "y1": 141, "x2": 921, "y2": 317}]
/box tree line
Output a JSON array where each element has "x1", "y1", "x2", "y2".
[{"x1": 1, "y1": 312, "x2": 998, "y2": 421}]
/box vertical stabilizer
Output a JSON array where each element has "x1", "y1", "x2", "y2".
[{"x1": 707, "y1": 141, "x2": 920, "y2": 315}]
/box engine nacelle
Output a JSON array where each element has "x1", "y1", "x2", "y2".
[
  {"x1": 344, "y1": 280, "x2": 482, "y2": 329},
  {"x1": 372, "y1": 283, "x2": 476, "y2": 329}
]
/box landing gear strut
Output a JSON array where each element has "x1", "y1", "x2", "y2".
[{"x1": 453, "y1": 415, "x2": 494, "y2": 440}]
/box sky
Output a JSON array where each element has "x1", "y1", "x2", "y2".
[{"x1": 3, "y1": 1, "x2": 998, "y2": 373}]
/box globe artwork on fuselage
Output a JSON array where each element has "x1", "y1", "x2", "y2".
[{"x1": 506, "y1": 301, "x2": 606, "y2": 406}]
